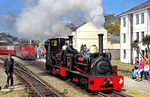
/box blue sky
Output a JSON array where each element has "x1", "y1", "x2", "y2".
[{"x1": 0, "y1": 0, "x2": 149, "y2": 36}]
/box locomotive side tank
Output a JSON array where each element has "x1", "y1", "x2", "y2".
[{"x1": 45, "y1": 34, "x2": 124, "y2": 91}]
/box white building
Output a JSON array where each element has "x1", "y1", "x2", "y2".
[
  {"x1": 70, "y1": 23, "x2": 120, "y2": 60},
  {"x1": 117, "y1": 1, "x2": 150, "y2": 64}
]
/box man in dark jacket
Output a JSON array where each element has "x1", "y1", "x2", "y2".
[
  {"x1": 4, "y1": 54, "x2": 14, "y2": 88},
  {"x1": 64, "y1": 42, "x2": 75, "y2": 55}
]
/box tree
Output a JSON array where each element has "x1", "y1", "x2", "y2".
[
  {"x1": 142, "y1": 35, "x2": 150, "y2": 50},
  {"x1": 31, "y1": 40, "x2": 40, "y2": 46},
  {"x1": 131, "y1": 38, "x2": 142, "y2": 56},
  {"x1": 104, "y1": 14, "x2": 120, "y2": 36},
  {"x1": 104, "y1": 23, "x2": 120, "y2": 36},
  {"x1": 141, "y1": 35, "x2": 150, "y2": 61},
  {"x1": 104, "y1": 14, "x2": 116, "y2": 24}
]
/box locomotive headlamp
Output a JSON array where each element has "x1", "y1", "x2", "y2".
[
  {"x1": 119, "y1": 79, "x2": 123, "y2": 84},
  {"x1": 90, "y1": 80, "x2": 94, "y2": 85}
]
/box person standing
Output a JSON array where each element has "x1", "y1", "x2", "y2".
[
  {"x1": 107, "y1": 49, "x2": 112, "y2": 62},
  {"x1": 37, "y1": 46, "x2": 41, "y2": 59},
  {"x1": 4, "y1": 54, "x2": 14, "y2": 88}
]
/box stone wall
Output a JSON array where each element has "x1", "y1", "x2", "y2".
[{"x1": 104, "y1": 49, "x2": 120, "y2": 60}]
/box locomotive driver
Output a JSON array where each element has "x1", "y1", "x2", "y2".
[
  {"x1": 61, "y1": 41, "x2": 77, "y2": 64},
  {"x1": 64, "y1": 41, "x2": 76, "y2": 55}
]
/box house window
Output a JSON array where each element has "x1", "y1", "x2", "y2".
[
  {"x1": 137, "y1": 51, "x2": 139, "y2": 58},
  {"x1": 123, "y1": 34, "x2": 126, "y2": 43},
  {"x1": 136, "y1": 32, "x2": 139, "y2": 41},
  {"x1": 136, "y1": 14, "x2": 139, "y2": 24},
  {"x1": 124, "y1": 50, "x2": 126, "y2": 59},
  {"x1": 141, "y1": 13, "x2": 144, "y2": 24},
  {"x1": 141, "y1": 31, "x2": 144, "y2": 40},
  {"x1": 142, "y1": 50, "x2": 144, "y2": 56},
  {"x1": 123, "y1": 18, "x2": 126, "y2": 27}
]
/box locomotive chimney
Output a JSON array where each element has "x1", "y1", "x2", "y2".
[
  {"x1": 98, "y1": 34, "x2": 104, "y2": 54},
  {"x1": 68, "y1": 35, "x2": 73, "y2": 43}
]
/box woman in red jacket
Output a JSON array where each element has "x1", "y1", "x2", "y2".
[{"x1": 135, "y1": 56, "x2": 146, "y2": 81}]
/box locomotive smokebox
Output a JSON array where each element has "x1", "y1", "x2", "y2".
[
  {"x1": 98, "y1": 34, "x2": 104, "y2": 54},
  {"x1": 68, "y1": 35, "x2": 73, "y2": 43}
]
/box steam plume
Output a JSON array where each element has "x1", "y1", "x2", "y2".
[{"x1": 15, "y1": 0, "x2": 104, "y2": 40}]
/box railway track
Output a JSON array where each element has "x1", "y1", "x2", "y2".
[
  {"x1": 14, "y1": 61, "x2": 62, "y2": 97},
  {"x1": 0, "y1": 55, "x2": 132, "y2": 97},
  {"x1": 0, "y1": 55, "x2": 63, "y2": 97},
  {"x1": 97, "y1": 91, "x2": 132, "y2": 97}
]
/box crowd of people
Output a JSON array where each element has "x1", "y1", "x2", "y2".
[
  {"x1": 132, "y1": 56, "x2": 150, "y2": 82},
  {"x1": 36, "y1": 46, "x2": 46, "y2": 59}
]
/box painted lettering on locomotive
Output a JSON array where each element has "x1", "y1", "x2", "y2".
[{"x1": 45, "y1": 34, "x2": 124, "y2": 91}]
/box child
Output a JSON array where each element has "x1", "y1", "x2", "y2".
[
  {"x1": 132, "y1": 57, "x2": 139, "y2": 79},
  {"x1": 144, "y1": 61, "x2": 149, "y2": 82}
]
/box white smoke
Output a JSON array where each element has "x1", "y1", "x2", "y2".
[{"x1": 15, "y1": 0, "x2": 104, "y2": 40}]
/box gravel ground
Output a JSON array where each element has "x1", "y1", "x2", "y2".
[
  {"x1": 13, "y1": 57, "x2": 100, "y2": 97},
  {"x1": 0, "y1": 65, "x2": 29, "y2": 97},
  {"x1": 4, "y1": 56, "x2": 150, "y2": 97}
]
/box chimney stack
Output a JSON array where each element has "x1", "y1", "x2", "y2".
[
  {"x1": 68, "y1": 35, "x2": 73, "y2": 43},
  {"x1": 98, "y1": 34, "x2": 104, "y2": 54}
]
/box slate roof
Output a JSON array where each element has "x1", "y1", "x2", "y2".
[
  {"x1": 117, "y1": 0, "x2": 150, "y2": 17},
  {"x1": 0, "y1": 35, "x2": 14, "y2": 45},
  {"x1": 66, "y1": 22, "x2": 87, "y2": 31},
  {"x1": 107, "y1": 34, "x2": 120, "y2": 44}
]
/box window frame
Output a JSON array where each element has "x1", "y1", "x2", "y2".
[
  {"x1": 123, "y1": 34, "x2": 126, "y2": 43},
  {"x1": 124, "y1": 50, "x2": 126, "y2": 59},
  {"x1": 141, "y1": 31, "x2": 144, "y2": 40},
  {"x1": 142, "y1": 50, "x2": 144, "y2": 56},
  {"x1": 123, "y1": 18, "x2": 126, "y2": 27},
  {"x1": 137, "y1": 51, "x2": 139, "y2": 58},
  {"x1": 136, "y1": 32, "x2": 139, "y2": 41},
  {"x1": 141, "y1": 13, "x2": 144, "y2": 24},
  {"x1": 136, "y1": 14, "x2": 139, "y2": 24}
]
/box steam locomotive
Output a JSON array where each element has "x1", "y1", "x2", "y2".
[{"x1": 45, "y1": 34, "x2": 124, "y2": 91}]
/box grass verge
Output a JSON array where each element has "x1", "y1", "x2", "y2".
[{"x1": 112, "y1": 60, "x2": 134, "y2": 68}]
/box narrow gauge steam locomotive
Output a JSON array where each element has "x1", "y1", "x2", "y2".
[
  {"x1": 0, "y1": 44, "x2": 36, "y2": 60},
  {"x1": 45, "y1": 34, "x2": 124, "y2": 91}
]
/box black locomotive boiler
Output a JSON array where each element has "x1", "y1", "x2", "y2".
[{"x1": 45, "y1": 34, "x2": 124, "y2": 91}]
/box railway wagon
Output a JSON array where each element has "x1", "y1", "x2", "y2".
[
  {"x1": 0, "y1": 44, "x2": 36, "y2": 60},
  {"x1": 15, "y1": 44, "x2": 36, "y2": 60},
  {"x1": 45, "y1": 34, "x2": 124, "y2": 91},
  {"x1": 0, "y1": 45, "x2": 15, "y2": 55}
]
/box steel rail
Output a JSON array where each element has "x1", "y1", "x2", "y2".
[
  {"x1": 14, "y1": 67, "x2": 43, "y2": 97},
  {"x1": 98, "y1": 92, "x2": 110, "y2": 97},
  {"x1": 14, "y1": 60, "x2": 62, "y2": 97},
  {"x1": 112, "y1": 91, "x2": 130, "y2": 97}
]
